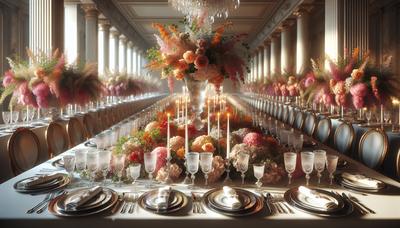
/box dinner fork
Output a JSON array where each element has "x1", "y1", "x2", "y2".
[
  {"x1": 331, "y1": 191, "x2": 367, "y2": 215},
  {"x1": 27, "y1": 192, "x2": 55, "y2": 214},
  {"x1": 191, "y1": 192, "x2": 205, "y2": 214},
  {"x1": 120, "y1": 192, "x2": 131, "y2": 214},
  {"x1": 128, "y1": 193, "x2": 138, "y2": 214},
  {"x1": 36, "y1": 190, "x2": 66, "y2": 214}
]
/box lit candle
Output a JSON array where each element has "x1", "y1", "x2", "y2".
[
  {"x1": 393, "y1": 99, "x2": 400, "y2": 128},
  {"x1": 207, "y1": 99, "x2": 210, "y2": 135},
  {"x1": 176, "y1": 100, "x2": 180, "y2": 123},
  {"x1": 10, "y1": 102, "x2": 13, "y2": 123},
  {"x1": 167, "y1": 113, "x2": 171, "y2": 159},
  {"x1": 185, "y1": 96, "x2": 188, "y2": 156},
  {"x1": 217, "y1": 112, "x2": 220, "y2": 140},
  {"x1": 226, "y1": 113, "x2": 230, "y2": 159}
]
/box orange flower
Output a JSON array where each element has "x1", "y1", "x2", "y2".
[
  {"x1": 183, "y1": 51, "x2": 196, "y2": 64},
  {"x1": 152, "y1": 23, "x2": 170, "y2": 41},
  {"x1": 176, "y1": 147, "x2": 185, "y2": 159},
  {"x1": 194, "y1": 55, "x2": 209, "y2": 69},
  {"x1": 173, "y1": 69, "x2": 185, "y2": 80},
  {"x1": 34, "y1": 68, "x2": 46, "y2": 78},
  {"x1": 175, "y1": 59, "x2": 189, "y2": 71},
  {"x1": 211, "y1": 22, "x2": 232, "y2": 46},
  {"x1": 202, "y1": 143, "x2": 215, "y2": 153}
]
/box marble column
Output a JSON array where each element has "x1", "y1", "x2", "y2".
[
  {"x1": 263, "y1": 40, "x2": 271, "y2": 80},
  {"x1": 137, "y1": 50, "x2": 142, "y2": 76},
  {"x1": 119, "y1": 34, "x2": 127, "y2": 74},
  {"x1": 258, "y1": 47, "x2": 264, "y2": 82},
  {"x1": 109, "y1": 27, "x2": 119, "y2": 74},
  {"x1": 127, "y1": 41, "x2": 133, "y2": 75},
  {"x1": 254, "y1": 52, "x2": 258, "y2": 82},
  {"x1": 82, "y1": 4, "x2": 98, "y2": 63},
  {"x1": 295, "y1": 8, "x2": 310, "y2": 74},
  {"x1": 98, "y1": 19, "x2": 110, "y2": 75},
  {"x1": 29, "y1": 0, "x2": 64, "y2": 57},
  {"x1": 280, "y1": 22, "x2": 295, "y2": 74},
  {"x1": 132, "y1": 47, "x2": 137, "y2": 75},
  {"x1": 64, "y1": 2, "x2": 85, "y2": 64},
  {"x1": 270, "y1": 34, "x2": 281, "y2": 76}
]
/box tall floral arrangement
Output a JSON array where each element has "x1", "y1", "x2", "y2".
[
  {"x1": 1, "y1": 50, "x2": 104, "y2": 108},
  {"x1": 146, "y1": 20, "x2": 249, "y2": 92}
]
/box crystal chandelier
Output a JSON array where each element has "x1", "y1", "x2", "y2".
[{"x1": 169, "y1": 0, "x2": 240, "y2": 24}]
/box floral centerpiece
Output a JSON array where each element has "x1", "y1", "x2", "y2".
[
  {"x1": 103, "y1": 72, "x2": 161, "y2": 97},
  {"x1": 1, "y1": 50, "x2": 104, "y2": 112}
]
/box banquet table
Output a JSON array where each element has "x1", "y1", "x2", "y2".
[
  {"x1": 0, "y1": 94, "x2": 166, "y2": 183},
  {"x1": 1, "y1": 99, "x2": 400, "y2": 228}
]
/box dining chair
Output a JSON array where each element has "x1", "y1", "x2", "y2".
[
  {"x1": 282, "y1": 105, "x2": 289, "y2": 123},
  {"x1": 333, "y1": 122, "x2": 355, "y2": 155},
  {"x1": 288, "y1": 108, "x2": 296, "y2": 126},
  {"x1": 83, "y1": 113, "x2": 97, "y2": 138},
  {"x1": 294, "y1": 111, "x2": 305, "y2": 130},
  {"x1": 395, "y1": 148, "x2": 400, "y2": 181},
  {"x1": 314, "y1": 118, "x2": 332, "y2": 144},
  {"x1": 66, "y1": 117, "x2": 86, "y2": 147},
  {"x1": 358, "y1": 128, "x2": 388, "y2": 169},
  {"x1": 46, "y1": 122, "x2": 69, "y2": 158},
  {"x1": 303, "y1": 113, "x2": 317, "y2": 136},
  {"x1": 7, "y1": 128, "x2": 40, "y2": 176},
  {"x1": 277, "y1": 104, "x2": 283, "y2": 121}
]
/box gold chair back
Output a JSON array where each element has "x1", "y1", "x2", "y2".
[
  {"x1": 67, "y1": 117, "x2": 86, "y2": 147},
  {"x1": 334, "y1": 122, "x2": 355, "y2": 155},
  {"x1": 314, "y1": 118, "x2": 332, "y2": 144},
  {"x1": 83, "y1": 113, "x2": 96, "y2": 138},
  {"x1": 358, "y1": 129, "x2": 388, "y2": 169},
  {"x1": 7, "y1": 128, "x2": 40, "y2": 175},
  {"x1": 46, "y1": 122, "x2": 69, "y2": 158}
]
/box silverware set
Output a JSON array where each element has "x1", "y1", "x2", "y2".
[
  {"x1": 191, "y1": 192, "x2": 205, "y2": 214},
  {"x1": 264, "y1": 192, "x2": 294, "y2": 214},
  {"x1": 331, "y1": 191, "x2": 375, "y2": 215},
  {"x1": 120, "y1": 192, "x2": 139, "y2": 214},
  {"x1": 27, "y1": 190, "x2": 65, "y2": 214}
]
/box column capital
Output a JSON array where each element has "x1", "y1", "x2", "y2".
[
  {"x1": 110, "y1": 27, "x2": 120, "y2": 37},
  {"x1": 119, "y1": 34, "x2": 127, "y2": 43},
  {"x1": 127, "y1": 41, "x2": 133, "y2": 48},
  {"x1": 263, "y1": 39, "x2": 271, "y2": 46},
  {"x1": 279, "y1": 19, "x2": 295, "y2": 31},
  {"x1": 81, "y1": 4, "x2": 98, "y2": 19},
  {"x1": 98, "y1": 18, "x2": 110, "y2": 30},
  {"x1": 294, "y1": 5, "x2": 313, "y2": 18}
]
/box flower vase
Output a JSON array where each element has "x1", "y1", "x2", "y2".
[{"x1": 184, "y1": 75, "x2": 208, "y2": 131}]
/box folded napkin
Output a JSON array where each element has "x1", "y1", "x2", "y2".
[
  {"x1": 155, "y1": 186, "x2": 171, "y2": 210},
  {"x1": 342, "y1": 172, "x2": 381, "y2": 188},
  {"x1": 65, "y1": 186, "x2": 103, "y2": 210},
  {"x1": 21, "y1": 173, "x2": 64, "y2": 188},
  {"x1": 298, "y1": 186, "x2": 337, "y2": 210},
  {"x1": 222, "y1": 186, "x2": 242, "y2": 209}
]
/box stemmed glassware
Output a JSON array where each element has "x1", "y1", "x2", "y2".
[
  {"x1": 1, "y1": 111, "x2": 10, "y2": 126},
  {"x1": 63, "y1": 155, "x2": 76, "y2": 178},
  {"x1": 284, "y1": 152, "x2": 297, "y2": 185},
  {"x1": 98, "y1": 150, "x2": 112, "y2": 185},
  {"x1": 86, "y1": 151, "x2": 99, "y2": 186},
  {"x1": 128, "y1": 163, "x2": 141, "y2": 189},
  {"x1": 11, "y1": 111, "x2": 19, "y2": 127},
  {"x1": 74, "y1": 149, "x2": 87, "y2": 178},
  {"x1": 366, "y1": 110, "x2": 372, "y2": 125},
  {"x1": 113, "y1": 154, "x2": 126, "y2": 186},
  {"x1": 186, "y1": 152, "x2": 199, "y2": 188},
  {"x1": 200, "y1": 152, "x2": 213, "y2": 186},
  {"x1": 301, "y1": 151, "x2": 315, "y2": 186},
  {"x1": 293, "y1": 134, "x2": 304, "y2": 152},
  {"x1": 326, "y1": 155, "x2": 339, "y2": 185},
  {"x1": 236, "y1": 152, "x2": 250, "y2": 185},
  {"x1": 144, "y1": 151, "x2": 157, "y2": 188},
  {"x1": 384, "y1": 110, "x2": 391, "y2": 123},
  {"x1": 314, "y1": 150, "x2": 326, "y2": 185},
  {"x1": 253, "y1": 163, "x2": 264, "y2": 190}
]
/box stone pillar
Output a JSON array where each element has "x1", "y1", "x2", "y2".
[
  {"x1": 295, "y1": 8, "x2": 311, "y2": 74},
  {"x1": 270, "y1": 34, "x2": 281, "y2": 76},
  {"x1": 253, "y1": 52, "x2": 258, "y2": 82},
  {"x1": 258, "y1": 47, "x2": 264, "y2": 82},
  {"x1": 82, "y1": 4, "x2": 98, "y2": 63},
  {"x1": 118, "y1": 34, "x2": 127, "y2": 74},
  {"x1": 280, "y1": 22, "x2": 295, "y2": 74},
  {"x1": 263, "y1": 40, "x2": 271, "y2": 80},
  {"x1": 109, "y1": 27, "x2": 119, "y2": 74},
  {"x1": 137, "y1": 50, "x2": 142, "y2": 76},
  {"x1": 132, "y1": 47, "x2": 137, "y2": 75},
  {"x1": 64, "y1": 2, "x2": 85, "y2": 64},
  {"x1": 29, "y1": 0, "x2": 64, "y2": 57},
  {"x1": 127, "y1": 41, "x2": 133, "y2": 75},
  {"x1": 98, "y1": 18, "x2": 110, "y2": 75}
]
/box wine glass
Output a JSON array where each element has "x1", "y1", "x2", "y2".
[
  {"x1": 11, "y1": 111, "x2": 20, "y2": 126},
  {"x1": 94, "y1": 133, "x2": 106, "y2": 150},
  {"x1": 253, "y1": 163, "x2": 265, "y2": 190},
  {"x1": 128, "y1": 163, "x2": 141, "y2": 187},
  {"x1": 186, "y1": 152, "x2": 200, "y2": 188},
  {"x1": 314, "y1": 150, "x2": 326, "y2": 185},
  {"x1": 236, "y1": 152, "x2": 250, "y2": 185},
  {"x1": 144, "y1": 151, "x2": 157, "y2": 187},
  {"x1": 366, "y1": 110, "x2": 372, "y2": 125},
  {"x1": 74, "y1": 149, "x2": 87, "y2": 177},
  {"x1": 384, "y1": 110, "x2": 391, "y2": 123},
  {"x1": 200, "y1": 152, "x2": 213, "y2": 186},
  {"x1": 293, "y1": 134, "x2": 304, "y2": 152},
  {"x1": 2, "y1": 111, "x2": 10, "y2": 125},
  {"x1": 284, "y1": 152, "x2": 297, "y2": 185},
  {"x1": 326, "y1": 155, "x2": 339, "y2": 185},
  {"x1": 86, "y1": 151, "x2": 99, "y2": 186},
  {"x1": 301, "y1": 151, "x2": 314, "y2": 186},
  {"x1": 113, "y1": 154, "x2": 126, "y2": 186},
  {"x1": 98, "y1": 150, "x2": 112, "y2": 185},
  {"x1": 62, "y1": 155, "x2": 76, "y2": 178}
]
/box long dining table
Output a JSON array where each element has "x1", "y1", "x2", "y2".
[{"x1": 0, "y1": 95, "x2": 400, "y2": 228}]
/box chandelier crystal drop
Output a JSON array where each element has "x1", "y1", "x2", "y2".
[{"x1": 169, "y1": 0, "x2": 240, "y2": 24}]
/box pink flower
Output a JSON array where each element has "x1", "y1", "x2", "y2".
[
  {"x1": 32, "y1": 82, "x2": 50, "y2": 98},
  {"x1": 18, "y1": 82, "x2": 30, "y2": 95},
  {"x1": 352, "y1": 96, "x2": 365, "y2": 109},
  {"x1": 304, "y1": 74, "x2": 315, "y2": 87},
  {"x1": 194, "y1": 55, "x2": 209, "y2": 69},
  {"x1": 175, "y1": 59, "x2": 189, "y2": 71},
  {"x1": 243, "y1": 132, "x2": 264, "y2": 147},
  {"x1": 183, "y1": 51, "x2": 196, "y2": 63},
  {"x1": 152, "y1": 147, "x2": 167, "y2": 174},
  {"x1": 36, "y1": 96, "x2": 49, "y2": 108},
  {"x1": 350, "y1": 83, "x2": 368, "y2": 97},
  {"x1": 3, "y1": 71, "x2": 15, "y2": 87}
]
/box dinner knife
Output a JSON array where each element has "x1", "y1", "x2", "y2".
[{"x1": 264, "y1": 193, "x2": 273, "y2": 215}]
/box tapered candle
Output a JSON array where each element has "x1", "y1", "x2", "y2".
[
  {"x1": 185, "y1": 96, "x2": 188, "y2": 156},
  {"x1": 176, "y1": 100, "x2": 179, "y2": 123},
  {"x1": 217, "y1": 112, "x2": 220, "y2": 140},
  {"x1": 207, "y1": 99, "x2": 210, "y2": 135},
  {"x1": 226, "y1": 113, "x2": 230, "y2": 159},
  {"x1": 393, "y1": 99, "x2": 400, "y2": 128},
  {"x1": 10, "y1": 102, "x2": 13, "y2": 123},
  {"x1": 167, "y1": 113, "x2": 171, "y2": 159}
]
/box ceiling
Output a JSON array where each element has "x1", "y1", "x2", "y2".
[{"x1": 112, "y1": 0, "x2": 284, "y2": 47}]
